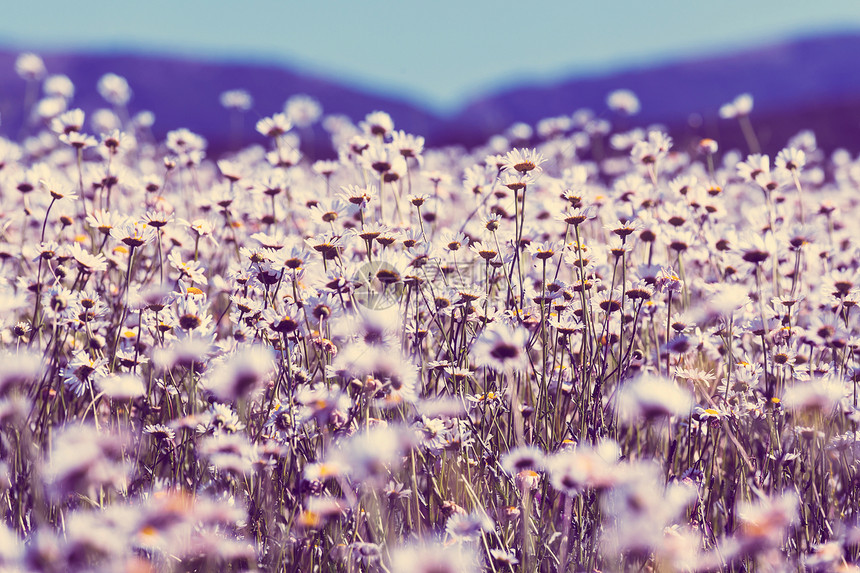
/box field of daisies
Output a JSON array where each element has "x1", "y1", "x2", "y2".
[{"x1": 0, "y1": 52, "x2": 858, "y2": 572}]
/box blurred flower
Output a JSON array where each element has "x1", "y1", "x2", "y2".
[
  {"x1": 471, "y1": 323, "x2": 530, "y2": 373},
  {"x1": 607, "y1": 89, "x2": 640, "y2": 115},
  {"x1": 631, "y1": 131, "x2": 672, "y2": 166},
  {"x1": 500, "y1": 445, "x2": 545, "y2": 476},
  {"x1": 775, "y1": 147, "x2": 805, "y2": 174},
  {"x1": 323, "y1": 424, "x2": 415, "y2": 484},
  {"x1": 719, "y1": 93, "x2": 754, "y2": 119},
  {"x1": 0, "y1": 350, "x2": 42, "y2": 395},
  {"x1": 204, "y1": 344, "x2": 275, "y2": 401},
  {"x1": 59, "y1": 130, "x2": 97, "y2": 149},
  {"x1": 736, "y1": 153, "x2": 770, "y2": 182},
  {"x1": 349, "y1": 541, "x2": 382, "y2": 566},
  {"x1": 50, "y1": 108, "x2": 85, "y2": 135},
  {"x1": 44, "y1": 424, "x2": 131, "y2": 500},
  {"x1": 545, "y1": 441, "x2": 621, "y2": 495},
  {"x1": 15, "y1": 52, "x2": 46, "y2": 81},
  {"x1": 295, "y1": 383, "x2": 351, "y2": 427},
  {"x1": 736, "y1": 492, "x2": 799, "y2": 553},
  {"x1": 389, "y1": 539, "x2": 483, "y2": 573},
  {"x1": 782, "y1": 377, "x2": 845, "y2": 413},
  {"x1": 360, "y1": 111, "x2": 394, "y2": 137},
  {"x1": 490, "y1": 548, "x2": 519, "y2": 565},
  {"x1": 220, "y1": 89, "x2": 253, "y2": 111},
  {"x1": 98, "y1": 372, "x2": 145, "y2": 400},
  {"x1": 655, "y1": 266, "x2": 683, "y2": 294},
  {"x1": 601, "y1": 463, "x2": 696, "y2": 558},
  {"x1": 256, "y1": 113, "x2": 293, "y2": 138},
  {"x1": 199, "y1": 432, "x2": 256, "y2": 475},
  {"x1": 97, "y1": 73, "x2": 131, "y2": 106},
  {"x1": 445, "y1": 510, "x2": 494, "y2": 542},
  {"x1": 284, "y1": 94, "x2": 322, "y2": 127},
  {"x1": 615, "y1": 374, "x2": 694, "y2": 423}
]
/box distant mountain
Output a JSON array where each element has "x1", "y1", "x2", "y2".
[
  {"x1": 0, "y1": 51, "x2": 441, "y2": 158},
  {"x1": 1, "y1": 33, "x2": 860, "y2": 156},
  {"x1": 448, "y1": 33, "x2": 860, "y2": 153}
]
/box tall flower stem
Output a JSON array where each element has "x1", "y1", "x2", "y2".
[
  {"x1": 791, "y1": 171, "x2": 806, "y2": 225},
  {"x1": 738, "y1": 114, "x2": 761, "y2": 154},
  {"x1": 665, "y1": 292, "x2": 673, "y2": 378},
  {"x1": 379, "y1": 177, "x2": 386, "y2": 222},
  {"x1": 110, "y1": 246, "x2": 136, "y2": 372},
  {"x1": 574, "y1": 225, "x2": 592, "y2": 384},
  {"x1": 76, "y1": 148, "x2": 87, "y2": 218},
  {"x1": 40, "y1": 198, "x2": 56, "y2": 244},
  {"x1": 30, "y1": 198, "x2": 57, "y2": 336},
  {"x1": 157, "y1": 231, "x2": 164, "y2": 285},
  {"x1": 539, "y1": 257, "x2": 549, "y2": 440},
  {"x1": 517, "y1": 186, "x2": 527, "y2": 304},
  {"x1": 618, "y1": 248, "x2": 627, "y2": 379}
]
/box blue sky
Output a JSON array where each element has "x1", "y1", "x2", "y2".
[{"x1": 2, "y1": 0, "x2": 859, "y2": 111}]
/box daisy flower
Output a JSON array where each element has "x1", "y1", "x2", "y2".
[
  {"x1": 255, "y1": 113, "x2": 292, "y2": 138},
  {"x1": 284, "y1": 94, "x2": 322, "y2": 127},
  {"x1": 500, "y1": 445, "x2": 545, "y2": 476},
  {"x1": 204, "y1": 345, "x2": 275, "y2": 401},
  {"x1": 719, "y1": 93, "x2": 754, "y2": 119},
  {"x1": 470, "y1": 322, "x2": 530, "y2": 373},
  {"x1": 445, "y1": 510, "x2": 494, "y2": 542},
  {"x1": 606, "y1": 89, "x2": 640, "y2": 115},
  {"x1": 97, "y1": 73, "x2": 131, "y2": 106},
  {"x1": 631, "y1": 131, "x2": 672, "y2": 166},
  {"x1": 50, "y1": 108, "x2": 85, "y2": 135},
  {"x1": 61, "y1": 350, "x2": 109, "y2": 397},
  {"x1": 65, "y1": 243, "x2": 108, "y2": 273},
  {"x1": 167, "y1": 251, "x2": 207, "y2": 285},
  {"x1": 98, "y1": 373, "x2": 145, "y2": 400},
  {"x1": 219, "y1": 89, "x2": 253, "y2": 111},
  {"x1": 359, "y1": 110, "x2": 394, "y2": 137},
  {"x1": 166, "y1": 128, "x2": 207, "y2": 154},
  {"x1": 389, "y1": 539, "x2": 483, "y2": 573},
  {"x1": 390, "y1": 129, "x2": 425, "y2": 159},
  {"x1": 266, "y1": 144, "x2": 301, "y2": 168},
  {"x1": 615, "y1": 374, "x2": 694, "y2": 422},
  {"x1": 110, "y1": 219, "x2": 155, "y2": 249},
  {"x1": 502, "y1": 148, "x2": 546, "y2": 175},
  {"x1": 15, "y1": 52, "x2": 45, "y2": 80},
  {"x1": 59, "y1": 131, "x2": 97, "y2": 149},
  {"x1": 775, "y1": 147, "x2": 806, "y2": 174}
]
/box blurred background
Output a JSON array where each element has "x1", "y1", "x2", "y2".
[{"x1": 2, "y1": 0, "x2": 860, "y2": 156}]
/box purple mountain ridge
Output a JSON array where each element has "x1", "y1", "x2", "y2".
[
  {"x1": 1, "y1": 32, "x2": 860, "y2": 156},
  {"x1": 449, "y1": 33, "x2": 860, "y2": 154}
]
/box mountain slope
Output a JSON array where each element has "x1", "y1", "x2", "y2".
[
  {"x1": 446, "y1": 33, "x2": 860, "y2": 151},
  {"x1": 1, "y1": 33, "x2": 860, "y2": 155},
  {"x1": 0, "y1": 51, "x2": 441, "y2": 157}
]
